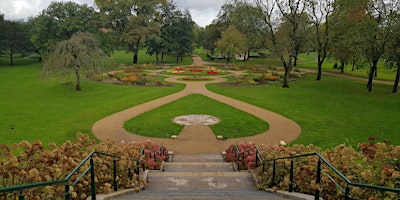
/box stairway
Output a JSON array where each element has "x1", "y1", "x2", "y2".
[{"x1": 109, "y1": 154, "x2": 290, "y2": 200}]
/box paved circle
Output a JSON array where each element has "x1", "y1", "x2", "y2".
[{"x1": 172, "y1": 114, "x2": 221, "y2": 126}]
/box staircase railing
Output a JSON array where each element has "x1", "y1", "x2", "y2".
[
  {"x1": 233, "y1": 147, "x2": 400, "y2": 200},
  {"x1": 0, "y1": 151, "x2": 139, "y2": 200}
]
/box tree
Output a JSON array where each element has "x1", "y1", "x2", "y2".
[
  {"x1": 161, "y1": 8, "x2": 195, "y2": 63},
  {"x1": 30, "y1": 2, "x2": 101, "y2": 60},
  {"x1": 256, "y1": 0, "x2": 306, "y2": 88},
  {"x1": 305, "y1": 0, "x2": 333, "y2": 80},
  {"x1": 203, "y1": 23, "x2": 224, "y2": 56},
  {"x1": 95, "y1": 0, "x2": 167, "y2": 64},
  {"x1": 219, "y1": 1, "x2": 267, "y2": 61},
  {"x1": 0, "y1": 19, "x2": 33, "y2": 65},
  {"x1": 215, "y1": 26, "x2": 247, "y2": 64},
  {"x1": 363, "y1": 0, "x2": 398, "y2": 92},
  {"x1": 42, "y1": 33, "x2": 107, "y2": 91},
  {"x1": 384, "y1": 10, "x2": 400, "y2": 93}
]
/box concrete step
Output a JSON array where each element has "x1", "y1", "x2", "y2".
[
  {"x1": 162, "y1": 162, "x2": 234, "y2": 172},
  {"x1": 110, "y1": 189, "x2": 290, "y2": 200},
  {"x1": 147, "y1": 171, "x2": 255, "y2": 191},
  {"x1": 171, "y1": 154, "x2": 224, "y2": 162}
]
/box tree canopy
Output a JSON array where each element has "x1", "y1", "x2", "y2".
[{"x1": 42, "y1": 33, "x2": 107, "y2": 91}]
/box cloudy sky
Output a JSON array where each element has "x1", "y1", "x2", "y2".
[{"x1": 0, "y1": 0, "x2": 226, "y2": 27}]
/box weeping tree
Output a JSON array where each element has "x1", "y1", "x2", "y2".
[{"x1": 42, "y1": 32, "x2": 107, "y2": 91}]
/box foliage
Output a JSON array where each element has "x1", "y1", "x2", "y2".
[
  {"x1": 224, "y1": 142, "x2": 258, "y2": 169},
  {"x1": 215, "y1": 25, "x2": 247, "y2": 64},
  {"x1": 157, "y1": 2, "x2": 195, "y2": 63},
  {"x1": 42, "y1": 32, "x2": 108, "y2": 91},
  {"x1": 225, "y1": 141, "x2": 400, "y2": 199},
  {"x1": 29, "y1": 1, "x2": 102, "y2": 57},
  {"x1": 0, "y1": 19, "x2": 33, "y2": 65},
  {"x1": 251, "y1": 142, "x2": 400, "y2": 200},
  {"x1": 0, "y1": 133, "x2": 149, "y2": 199}
]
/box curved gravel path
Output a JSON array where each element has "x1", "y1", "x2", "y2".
[{"x1": 92, "y1": 56, "x2": 301, "y2": 154}]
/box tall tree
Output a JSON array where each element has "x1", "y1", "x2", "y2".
[
  {"x1": 363, "y1": 0, "x2": 398, "y2": 92},
  {"x1": 203, "y1": 23, "x2": 224, "y2": 56},
  {"x1": 30, "y1": 2, "x2": 101, "y2": 59},
  {"x1": 384, "y1": 10, "x2": 400, "y2": 93},
  {"x1": 256, "y1": 0, "x2": 306, "y2": 88},
  {"x1": 329, "y1": 0, "x2": 364, "y2": 74},
  {"x1": 42, "y1": 33, "x2": 107, "y2": 91},
  {"x1": 0, "y1": 19, "x2": 33, "y2": 65},
  {"x1": 215, "y1": 26, "x2": 247, "y2": 64},
  {"x1": 95, "y1": 0, "x2": 167, "y2": 64},
  {"x1": 161, "y1": 8, "x2": 195, "y2": 63},
  {"x1": 228, "y1": 1, "x2": 267, "y2": 61},
  {"x1": 305, "y1": 0, "x2": 333, "y2": 80}
]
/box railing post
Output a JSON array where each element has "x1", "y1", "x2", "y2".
[
  {"x1": 255, "y1": 150, "x2": 259, "y2": 168},
  {"x1": 289, "y1": 159, "x2": 294, "y2": 192},
  {"x1": 344, "y1": 185, "x2": 350, "y2": 200},
  {"x1": 65, "y1": 184, "x2": 71, "y2": 200},
  {"x1": 272, "y1": 160, "x2": 276, "y2": 186},
  {"x1": 90, "y1": 157, "x2": 96, "y2": 200},
  {"x1": 113, "y1": 158, "x2": 118, "y2": 191},
  {"x1": 315, "y1": 158, "x2": 321, "y2": 200},
  {"x1": 18, "y1": 190, "x2": 24, "y2": 200}
]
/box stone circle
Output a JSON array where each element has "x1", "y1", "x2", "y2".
[{"x1": 172, "y1": 114, "x2": 221, "y2": 126}]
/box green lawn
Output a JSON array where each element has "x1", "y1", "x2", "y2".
[
  {"x1": 207, "y1": 75, "x2": 400, "y2": 149},
  {"x1": 0, "y1": 57, "x2": 185, "y2": 146},
  {"x1": 110, "y1": 50, "x2": 193, "y2": 66},
  {"x1": 296, "y1": 53, "x2": 396, "y2": 82},
  {"x1": 124, "y1": 94, "x2": 269, "y2": 138},
  {"x1": 1, "y1": 52, "x2": 399, "y2": 150}
]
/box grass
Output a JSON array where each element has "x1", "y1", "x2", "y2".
[
  {"x1": 295, "y1": 53, "x2": 396, "y2": 82},
  {"x1": 110, "y1": 50, "x2": 193, "y2": 66},
  {"x1": 1, "y1": 51, "x2": 399, "y2": 150},
  {"x1": 207, "y1": 75, "x2": 400, "y2": 149},
  {"x1": 124, "y1": 94, "x2": 269, "y2": 138},
  {"x1": 0, "y1": 56, "x2": 185, "y2": 146}
]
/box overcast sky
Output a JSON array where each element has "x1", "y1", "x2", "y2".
[{"x1": 0, "y1": 0, "x2": 226, "y2": 27}]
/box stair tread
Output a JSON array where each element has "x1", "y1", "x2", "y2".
[{"x1": 149, "y1": 171, "x2": 251, "y2": 177}]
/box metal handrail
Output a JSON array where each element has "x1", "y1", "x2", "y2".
[
  {"x1": 0, "y1": 151, "x2": 140, "y2": 200},
  {"x1": 263, "y1": 152, "x2": 400, "y2": 199},
  {"x1": 234, "y1": 146, "x2": 265, "y2": 170}
]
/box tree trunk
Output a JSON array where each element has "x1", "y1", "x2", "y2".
[
  {"x1": 392, "y1": 63, "x2": 400, "y2": 93},
  {"x1": 367, "y1": 60, "x2": 378, "y2": 92},
  {"x1": 73, "y1": 55, "x2": 82, "y2": 91},
  {"x1": 75, "y1": 67, "x2": 81, "y2": 91},
  {"x1": 10, "y1": 47, "x2": 14, "y2": 66},
  {"x1": 340, "y1": 61, "x2": 345, "y2": 73},
  {"x1": 294, "y1": 55, "x2": 298, "y2": 67},
  {"x1": 316, "y1": 61, "x2": 322, "y2": 81},
  {"x1": 133, "y1": 53, "x2": 138, "y2": 64},
  {"x1": 176, "y1": 56, "x2": 179, "y2": 63},
  {"x1": 282, "y1": 67, "x2": 290, "y2": 88},
  {"x1": 132, "y1": 38, "x2": 140, "y2": 64},
  {"x1": 161, "y1": 53, "x2": 164, "y2": 62}
]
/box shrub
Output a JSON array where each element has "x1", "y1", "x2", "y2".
[
  {"x1": 0, "y1": 133, "x2": 167, "y2": 199},
  {"x1": 225, "y1": 142, "x2": 400, "y2": 200}
]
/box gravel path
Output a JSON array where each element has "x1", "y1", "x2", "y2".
[{"x1": 91, "y1": 56, "x2": 301, "y2": 154}]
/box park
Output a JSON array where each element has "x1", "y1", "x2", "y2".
[{"x1": 1, "y1": 0, "x2": 400, "y2": 199}]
